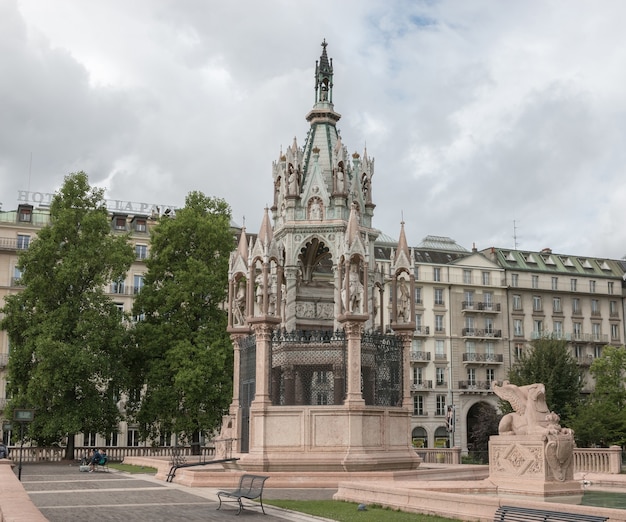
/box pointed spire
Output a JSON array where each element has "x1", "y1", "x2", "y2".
[
  {"x1": 237, "y1": 225, "x2": 248, "y2": 260},
  {"x1": 258, "y1": 206, "x2": 273, "y2": 245},
  {"x1": 346, "y1": 202, "x2": 359, "y2": 247},
  {"x1": 314, "y1": 39, "x2": 334, "y2": 105},
  {"x1": 397, "y1": 219, "x2": 410, "y2": 260}
]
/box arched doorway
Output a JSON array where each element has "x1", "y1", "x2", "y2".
[
  {"x1": 411, "y1": 426, "x2": 427, "y2": 449},
  {"x1": 466, "y1": 401, "x2": 499, "y2": 463}
]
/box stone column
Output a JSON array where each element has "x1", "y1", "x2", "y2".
[{"x1": 343, "y1": 321, "x2": 365, "y2": 405}]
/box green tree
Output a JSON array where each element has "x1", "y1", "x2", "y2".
[
  {"x1": 1, "y1": 173, "x2": 135, "y2": 458},
  {"x1": 570, "y1": 345, "x2": 626, "y2": 447},
  {"x1": 129, "y1": 191, "x2": 234, "y2": 447},
  {"x1": 507, "y1": 338, "x2": 582, "y2": 426}
]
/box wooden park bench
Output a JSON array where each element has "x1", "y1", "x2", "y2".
[
  {"x1": 217, "y1": 474, "x2": 269, "y2": 515},
  {"x1": 494, "y1": 505, "x2": 608, "y2": 522}
]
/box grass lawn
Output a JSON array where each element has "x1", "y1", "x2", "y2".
[
  {"x1": 108, "y1": 462, "x2": 157, "y2": 474},
  {"x1": 265, "y1": 499, "x2": 458, "y2": 522}
]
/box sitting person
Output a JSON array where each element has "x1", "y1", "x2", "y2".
[
  {"x1": 0, "y1": 442, "x2": 9, "y2": 459},
  {"x1": 89, "y1": 448, "x2": 102, "y2": 472}
]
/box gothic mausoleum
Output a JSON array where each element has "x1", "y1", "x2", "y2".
[{"x1": 223, "y1": 41, "x2": 420, "y2": 472}]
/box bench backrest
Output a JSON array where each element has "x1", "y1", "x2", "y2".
[
  {"x1": 495, "y1": 506, "x2": 608, "y2": 522},
  {"x1": 238, "y1": 474, "x2": 268, "y2": 497}
]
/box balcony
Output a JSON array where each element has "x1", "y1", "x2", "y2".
[
  {"x1": 414, "y1": 326, "x2": 430, "y2": 336},
  {"x1": 462, "y1": 353, "x2": 504, "y2": 364},
  {"x1": 410, "y1": 381, "x2": 432, "y2": 391},
  {"x1": 435, "y1": 380, "x2": 448, "y2": 388},
  {"x1": 462, "y1": 301, "x2": 501, "y2": 313},
  {"x1": 458, "y1": 380, "x2": 493, "y2": 390},
  {"x1": 434, "y1": 353, "x2": 447, "y2": 362},
  {"x1": 577, "y1": 356, "x2": 594, "y2": 367},
  {"x1": 410, "y1": 351, "x2": 431, "y2": 363},
  {"x1": 0, "y1": 236, "x2": 30, "y2": 252},
  {"x1": 461, "y1": 328, "x2": 502, "y2": 339}
]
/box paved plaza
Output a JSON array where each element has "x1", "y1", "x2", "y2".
[{"x1": 14, "y1": 462, "x2": 336, "y2": 522}]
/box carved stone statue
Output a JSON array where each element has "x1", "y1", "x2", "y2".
[
  {"x1": 397, "y1": 279, "x2": 410, "y2": 323},
  {"x1": 491, "y1": 381, "x2": 563, "y2": 437},
  {"x1": 348, "y1": 263, "x2": 363, "y2": 313},
  {"x1": 233, "y1": 279, "x2": 246, "y2": 326}
]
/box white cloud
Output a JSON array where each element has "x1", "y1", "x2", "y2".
[{"x1": 3, "y1": 0, "x2": 626, "y2": 258}]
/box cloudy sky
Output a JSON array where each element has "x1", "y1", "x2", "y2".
[{"x1": 3, "y1": 1, "x2": 626, "y2": 258}]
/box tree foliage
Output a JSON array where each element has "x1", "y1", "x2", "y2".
[
  {"x1": 507, "y1": 338, "x2": 582, "y2": 426},
  {"x1": 569, "y1": 345, "x2": 626, "y2": 447},
  {"x1": 129, "y1": 191, "x2": 234, "y2": 444},
  {"x1": 0, "y1": 173, "x2": 135, "y2": 455}
]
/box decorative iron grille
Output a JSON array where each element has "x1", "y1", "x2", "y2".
[
  {"x1": 361, "y1": 331, "x2": 403, "y2": 407},
  {"x1": 270, "y1": 329, "x2": 346, "y2": 406}
]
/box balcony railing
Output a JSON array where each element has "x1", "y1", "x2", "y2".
[
  {"x1": 410, "y1": 381, "x2": 432, "y2": 390},
  {"x1": 415, "y1": 326, "x2": 429, "y2": 336},
  {"x1": 434, "y1": 353, "x2": 447, "y2": 361},
  {"x1": 461, "y1": 302, "x2": 501, "y2": 312},
  {"x1": 458, "y1": 380, "x2": 493, "y2": 390},
  {"x1": 461, "y1": 328, "x2": 502, "y2": 338},
  {"x1": 410, "y1": 351, "x2": 431, "y2": 362},
  {"x1": 462, "y1": 353, "x2": 503, "y2": 363}
]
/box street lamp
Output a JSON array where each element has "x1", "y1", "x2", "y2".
[{"x1": 13, "y1": 409, "x2": 34, "y2": 481}]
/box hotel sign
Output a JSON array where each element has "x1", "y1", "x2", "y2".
[{"x1": 17, "y1": 190, "x2": 177, "y2": 215}]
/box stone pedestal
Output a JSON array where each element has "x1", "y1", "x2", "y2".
[{"x1": 488, "y1": 434, "x2": 582, "y2": 502}]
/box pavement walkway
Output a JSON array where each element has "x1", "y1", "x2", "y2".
[{"x1": 14, "y1": 462, "x2": 337, "y2": 522}]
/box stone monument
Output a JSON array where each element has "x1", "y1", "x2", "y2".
[{"x1": 488, "y1": 381, "x2": 582, "y2": 502}]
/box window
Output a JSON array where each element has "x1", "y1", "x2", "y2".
[
  {"x1": 591, "y1": 299, "x2": 599, "y2": 315},
  {"x1": 570, "y1": 279, "x2": 577, "y2": 292},
  {"x1": 511, "y1": 274, "x2": 519, "y2": 287},
  {"x1": 575, "y1": 345, "x2": 584, "y2": 358},
  {"x1": 465, "y1": 315, "x2": 475, "y2": 331},
  {"x1": 414, "y1": 287, "x2": 422, "y2": 304},
  {"x1": 114, "y1": 302, "x2": 124, "y2": 314},
  {"x1": 413, "y1": 395, "x2": 424, "y2": 416},
  {"x1": 466, "y1": 341, "x2": 476, "y2": 354},
  {"x1": 436, "y1": 395, "x2": 446, "y2": 416},
  {"x1": 114, "y1": 216, "x2": 127, "y2": 230},
  {"x1": 590, "y1": 280, "x2": 596, "y2": 293},
  {"x1": 433, "y1": 267, "x2": 441, "y2": 282},
  {"x1": 464, "y1": 290, "x2": 474, "y2": 307},
  {"x1": 611, "y1": 324, "x2": 620, "y2": 340},
  {"x1": 512, "y1": 294, "x2": 522, "y2": 311},
  {"x1": 135, "y1": 244, "x2": 148, "y2": 260},
  {"x1": 514, "y1": 319, "x2": 523, "y2": 336},
  {"x1": 533, "y1": 320, "x2": 543, "y2": 336},
  {"x1": 514, "y1": 343, "x2": 524, "y2": 359},
  {"x1": 436, "y1": 367, "x2": 445, "y2": 386},
  {"x1": 610, "y1": 300, "x2": 618, "y2": 317},
  {"x1": 12, "y1": 266, "x2": 23, "y2": 286},
  {"x1": 484, "y1": 292, "x2": 493, "y2": 309},
  {"x1": 551, "y1": 277, "x2": 558, "y2": 290},
  {"x1": 592, "y1": 323, "x2": 601, "y2": 341},
  {"x1": 434, "y1": 288, "x2": 444, "y2": 306},
  {"x1": 134, "y1": 218, "x2": 147, "y2": 232},
  {"x1": 485, "y1": 342, "x2": 495, "y2": 358},
  {"x1": 435, "y1": 340, "x2": 445, "y2": 358},
  {"x1": 159, "y1": 432, "x2": 172, "y2": 447},
  {"x1": 531, "y1": 275, "x2": 539, "y2": 289},
  {"x1": 467, "y1": 368, "x2": 476, "y2": 386},
  {"x1": 412, "y1": 367, "x2": 423, "y2": 385},
  {"x1": 482, "y1": 272, "x2": 490, "y2": 285},
  {"x1": 18, "y1": 207, "x2": 32, "y2": 222},
  {"x1": 553, "y1": 321, "x2": 563, "y2": 337},
  {"x1": 572, "y1": 298, "x2": 580, "y2": 314},
  {"x1": 16, "y1": 234, "x2": 30, "y2": 249},
  {"x1": 553, "y1": 297, "x2": 561, "y2": 313},
  {"x1": 133, "y1": 274, "x2": 145, "y2": 294},
  {"x1": 608, "y1": 281, "x2": 614, "y2": 295},
  {"x1": 486, "y1": 368, "x2": 495, "y2": 385},
  {"x1": 415, "y1": 314, "x2": 422, "y2": 329},
  {"x1": 127, "y1": 429, "x2": 140, "y2": 447},
  {"x1": 435, "y1": 314, "x2": 444, "y2": 333},
  {"x1": 573, "y1": 322, "x2": 582, "y2": 339},
  {"x1": 485, "y1": 317, "x2": 494, "y2": 334},
  {"x1": 533, "y1": 296, "x2": 542, "y2": 312},
  {"x1": 594, "y1": 345, "x2": 603, "y2": 358},
  {"x1": 111, "y1": 279, "x2": 125, "y2": 294},
  {"x1": 105, "y1": 432, "x2": 118, "y2": 447},
  {"x1": 83, "y1": 432, "x2": 96, "y2": 447},
  {"x1": 463, "y1": 269, "x2": 472, "y2": 284}
]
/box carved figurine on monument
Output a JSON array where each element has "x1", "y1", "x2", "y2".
[{"x1": 488, "y1": 381, "x2": 580, "y2": 500}]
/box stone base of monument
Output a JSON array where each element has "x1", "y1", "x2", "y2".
[{"x1": 488, "y1": 434, "x2": 582, "y2": 503}]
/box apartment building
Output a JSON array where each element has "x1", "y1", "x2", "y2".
[{"x1": 0, "y1": 199, "x2": 155, "y2": 447}]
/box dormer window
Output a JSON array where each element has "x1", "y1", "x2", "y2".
[
  {"x1": 18, "y1": 204, "x2": 33, "y2": 223},
  {"x1": 134, "y1": 218, "x2": 147, "y2": 232},
  {"x1": 112, "y1": 215, "x2": 127, "y2": 231}
]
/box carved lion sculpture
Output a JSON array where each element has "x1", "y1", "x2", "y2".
[{"x1": 491, "y1": 381, "x2": 561, "y2": 436}]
